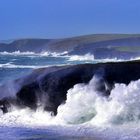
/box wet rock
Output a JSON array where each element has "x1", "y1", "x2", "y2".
[{"x1": 1, "y1": 61, "x2": 140, "y2": 114}]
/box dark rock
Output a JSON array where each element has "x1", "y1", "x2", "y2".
[{"x1": 1, "y1": 61, "x2": 140, "y2": 114}]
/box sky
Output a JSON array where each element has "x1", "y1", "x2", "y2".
[{"x1": 0, "y1": 0, "x2": 140, "y2": 40}]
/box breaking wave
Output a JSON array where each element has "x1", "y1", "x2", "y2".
[
  {"x1": 57, "y1": 76, "x2": 140, "y2": 126},
  {"x1": 67, "y1": 54, "x2": 140, "y2": 62},
  {"x1": 0, "y1": 51, "x2": 68, "y2": 57},
  {"x1": 0, "y1": 51, "x2": 35, "y2": 56},
  {"x1": 1, "y1": 51, "x2": 140, "y2": 63},
  {"x1": 68, "y1": 53, "x2": 95, "y2": 61},
  {"x1": 0, "y1": 75, "x2": 140, "y2": 127},
  {"x1": 1, "y1": 52, "x2": 140, "y2": 139}
]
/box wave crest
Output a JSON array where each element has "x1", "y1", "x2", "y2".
[
  {"x1": 1, "y1": 76, "x2": 140, "y2": 127},
  {"x1": 57, "y1": 77, "x2": 140, "y2": 125},
  {"x1": 68, "y1": 53, "x2": 95, "y2": 61},
  {"x1": 0, "y1": 51, "x2": 68, "y2": 57}
]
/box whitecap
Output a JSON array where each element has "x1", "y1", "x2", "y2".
[
  {"x1": 0, "y1": 63, "x2": 45, "y2": 69},
  {"x1": 0, "y1": 51, "x2": 35, "y2": 56},
  {"x1": 68, "y1": 53, "x2": 95, "y2": 61},
  {"x1": 0, "y1": 76, "x2": 140, "y2": 139}
]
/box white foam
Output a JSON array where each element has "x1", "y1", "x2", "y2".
[
  {"x1": 0, "y1": 76, "x2": 140, "y2": 139},
  {"x1": 1, "y1": 75, "x2": 140, "y2": 127},
  {"x1": 97, "y1": 57, "x2": 124, "y2": 62},
  {"x1": 40, "y1": 51, "x2": 68, "y2": 57},
  {"x1": 68, "y1": 53, "x2": 95, "y2": 61},
  {"x1": 68, "y1": 54, "x2": 140, "y2": 62},
  {"x1": 56, "y1": 76, "x2": 140, "y2": 126},
  {"x1": 91, "y1": 80, "x2": 140, "y2": 125},
  {"x1": 99, "y1": 56, "x2": 140, "y2": 63},
  {"x1": 0, "y1": 62, "x2": 70, "y2": 69},
  {"x1": 0, "y1": 107, "x2": 55, "y2": 127},
  {"x1": 0, "y1": 51, "x2": 35, "y2": 56},
  {"x1": 1, "y1": 51, "x2": 140, "y2": 63},
  {"x1": 0, "y1": 63, "x2": 44, "y2": 69},
  {"x1": 0, "y1": 51, "x2": 68, "y2": 58}
]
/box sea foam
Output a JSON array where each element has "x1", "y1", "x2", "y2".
[{"x1": 0, "y1": 75, "x2": 140, "y2": 127}]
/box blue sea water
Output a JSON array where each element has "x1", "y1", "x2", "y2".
[
  {"x1": 0, "y1": 52, "x2": 140, "y2": 140},
  {"x1": 0, "y1": 54, "x2": 65, "y2": 83},
  {"x1": 0, "y1": 53, "x2": 94, "y2": 84}
]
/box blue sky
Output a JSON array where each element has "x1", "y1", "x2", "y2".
[{"x1": 0, "y1": 0, "x2": 140, "y2": 40}]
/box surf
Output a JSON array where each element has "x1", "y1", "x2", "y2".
[{"x1": 1, "y1": 69, "x2": 140, "y2": 126}]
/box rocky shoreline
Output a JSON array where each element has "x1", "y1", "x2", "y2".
[{"x1": 0, "y1": 60, "x2": 140, "y2": 114}]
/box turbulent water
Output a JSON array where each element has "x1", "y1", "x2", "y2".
[{"x1": 0, "y1": 51, "x2": 140, "y2": 140}]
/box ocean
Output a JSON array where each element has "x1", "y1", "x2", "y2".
[{"x1": 0, "y1": 51, "x2": 140, "y2": 140}]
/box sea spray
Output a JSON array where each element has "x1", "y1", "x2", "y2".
[
  {"x1": 0, "y1": 80, "x2": 20, "y2": 99},
  {"x1": 57, "y1": 77, "x2": 140, "y2": 126},
  {"x1": 0, "y1": 75, "x2": 140, "y2": 127},
  {"x1": 92, "y1": 80, "x2": 140, "y2": 125}
]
